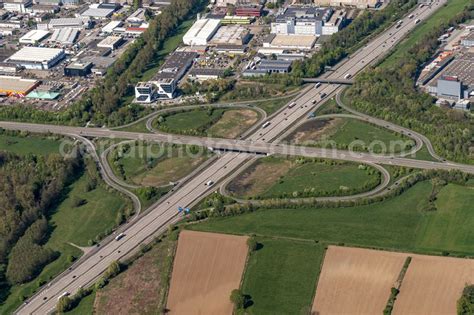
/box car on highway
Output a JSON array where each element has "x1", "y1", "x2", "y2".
[
  {"x1": 115, "y1": 233, "x2": 125, "y2": 241},
  {"x1": 288, "y1": 102, "x2": 296, "y2": 108},
  {"x1": 57, "y1": 292, "x2": 70, "y2": 300},
  {"x1": 314, "y1": 82, "x2": 321, "y2": 88},
  {"x1": 206, "y1": 180, "x2": 214, "y2": 186},
  {"x1": 320, "y1": 92, "x2": 327, "y2": 99},
  {"x1": 262, "y1": 121, "x2": 271, "y2": 128}
]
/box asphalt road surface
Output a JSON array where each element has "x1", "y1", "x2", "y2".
[{"x1": 13, "y1": 2, "x2": 453, "y2": 313}]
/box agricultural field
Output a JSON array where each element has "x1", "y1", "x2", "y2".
[
  {"x1": 286, "y1": 117, "x2": 411, "y2": 154},
  {"x1": 193, "y1": 181, "x2": 474, "y2": 255},
  {"x1": 312, "y1": 246, "x2": 407, "y2": 315},
  {"x1": 227, "y1": 156, "x2": 380, "y2": 199},
  {"x1": 154, "y1": 107, "x2": 260, "y2": 138},
  {"x1": 109, "y1": 142, "x2": 211, "y2": 187},
  {"x1": 166, "y1": 231, "x2": 249, "y2": 315},
  {"x1": 190, "y1": 180, "x2": 474, "y2": 314},
  {"x1": 393, "y1": 254, "x2": 474, "y2": 314},
  {"x1": 242, "y1": 238, "x2": 324, "y2": 315}
]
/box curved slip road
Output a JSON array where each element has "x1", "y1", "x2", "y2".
[{"x1": 12, "y1": 2, "x2": 455, "y2": 313}]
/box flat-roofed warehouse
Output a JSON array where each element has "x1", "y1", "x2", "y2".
[
  {"x1": 97, "y1": 36, "x2": 123, "y2": 50},
  {"x1": 5, "y1": 47, "x2": 65, "y2": 70},
  {"x1": 183, "y1": 18, "x2": 221, "y2": 46},
  {"x1": 19, "y1": 29, "x2": 49, "y2": 45},
  {"x1": 264, "y1": 34, "x2": 316, "y2": 50},
  {"x1": 48, "y1": 28, "x2": 79, "y2": 45},
  {"x1": 209, "y1": 25, "x2": 250, "y2": 46},
  {"x1": 0, "y1": 75, "x2": 39, "y2": 97}
]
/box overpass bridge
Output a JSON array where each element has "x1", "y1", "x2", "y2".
[{"x1": 303, "y1": 78, "x2": 354, "y2": 85}]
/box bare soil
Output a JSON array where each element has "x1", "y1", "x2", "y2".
[
  {"x1": 393, "y1": 254, "x2": 474, "y2": 315},
  {"x1": 166, "y1": 230, "x2": 249, "y2": 315},
  {"x1": 312, "y1": 246, "x2": 407, "y2": 315}
]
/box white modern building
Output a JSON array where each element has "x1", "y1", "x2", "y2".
[
  {"x1": 19, "y1": 30, "x2": 49, "y2": 45},
  {"x1": 271, "y1": 7, "x2": 333, "y2": 36},
  {"x1": 46, "y1": 17, "x2": 91, "y2": 30},
  {"x1": 97, "y1": 36, "x2": 123, "y2": 50},
  {"x1": 183, "y1": 17, "x2": 220, "y2": 46},
  {"x1": 6, "y1": 47, "x2": 65, "y2": 70}
]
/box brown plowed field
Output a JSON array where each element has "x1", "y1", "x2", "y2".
[
  {"x1": 166, "y1": 230, "x2": 249, "y2": 315},
  {"x1": 312, "y1": 246, "x2": 407, "y2": 315},
  {"x1": 393, "y1": 254, "x2": 474, "y2": 315}
]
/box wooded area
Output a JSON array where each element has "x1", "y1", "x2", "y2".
[{"x1": 348, "y1": 3, "x2": 474, "y2": 163}]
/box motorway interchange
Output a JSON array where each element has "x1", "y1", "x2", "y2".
[{"x1": 6, "y1": 1, "x2": 472, "y2": 313}]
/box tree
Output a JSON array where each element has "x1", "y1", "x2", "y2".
[
  {"x1": 230, "y1": 289, "x2": 245, "y2": 310},
  {"x1": 458, "y1": 285, "x2": 474, "y2": 315},
  {"x1": 105, "y1": 261, "x2": 121, "y2": 279},
  {"x1": 247, "y1": 237, "x2": 258, "y2": 252},
  {"x1": 57, "y1": 296, "x2": 73, "y2": 313}
]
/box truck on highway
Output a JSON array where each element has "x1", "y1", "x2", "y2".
[
  {"x1": 58, "y1": 292, "x2": 70, "y2": 300},
  {"x1": 262, "y1": 121, "x2": 271, "y2": 128},
  {"x1": 288, "y1": 102, "x2": 296, "y2": 108}
]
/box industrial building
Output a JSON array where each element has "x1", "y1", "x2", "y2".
[
  {"x1": 5, "y1": 47, "x2": 65, "y2": 70},
  {"x1": 0, "y1": 75, "x2": 39, "y2": 97},
  {"x1": 209, "y1": 25, "x2": 250, "y2": 46},
  {"x1": 461, "y1": 31, "x2": 474, "y2": 47},
  {"x1": 19, "y1": 30, "x2": 49, "y2": 45},
  {"x1": 220, "y1": 16, "x2": 253, "y2": 25},
  {"x1": 243, "y1": 59, "x2": 292, "y2": 77},
  {"x1": 263, "y1": 33, "x2": 316, "y2": 50},
  {"x1": 271, "y1": 6, "x2": 333, "y2": 36},
  {"x1": 312, "y1": 0, "x2": 381, "y2": 9},
  {"x1": 48, "y1": 28, "x2": 79, "y2": 46},
  {"x1": 64, "y1": 61, "x2": 93, "y2": 76},
  {"x1": 235, "y1": 4, "x2": 262, "y2": 17},
  {"x1": 81, "y1": 4, "x2": 116, "y2": 19},
  {"x1": 102, "y1": 20, "x2": 123, "y2": 34},
  {"x1": 3, "y1": 0, "x2": 32, "y2": 13},
  {"x1": 46, "y1": 17, "x2": 91, "y2": 30},
  {"x1": 97, "y1": 36, "x2": 123, "y2": 50},
  {"x1": 80, "y1": 56, "x2": 116, "y2": 76},
  {"x1": 188, "y1": 68, "x2": 225, "y2": 81},
  {"x1": 183, "y1": 18, "x2": 221, "y2": 46},
  {"x1": 135, "y1": 51, "x2": 197, "y2": 102},
  {"x1": 425, "y1": 53, "x2": 474, "y2": 103}
]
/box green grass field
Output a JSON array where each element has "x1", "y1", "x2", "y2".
[
  {"x1": 291, "y1": 117, "x2": 411, "y2": 154},
  {"x1": 156, "y1": 108, "x2": 259, "y2": 138},
  {"x1": 228, "y1": 157, "x2": 380, "y2": 199},
  {"x1": 109, "y1": 143, "x2": 211, "y2": 187},
  {"x1": 381, "y1": 0, "x2": 471, "y2": 67},
  {"x1": 0, "y1": 133, "x2": 62, "y2": 156},
  {"x1": 314, "y1": 98, "x2": 347, "y2": 115},
  {"x1": 65, "y1": 290, "x2": 96, "y2": 315},
  {"x1": 191, "y1": 181, "x2": 474, "y2": 313},
  {"x1": 242, "y1": 238, "x2": 324, "y2": 315},
  {"x1": 0, "y1": 173, "x2": 127, "y2": 314},
  {"x1": 194, "y1": 181, "x2": 474, "y2": 254}
]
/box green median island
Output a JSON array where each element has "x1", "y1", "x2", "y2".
[
  {"x1": 190, "y1": 180, "x2": 474, "y2": 314},
  {"x1": 152, "y1": 107, "x2": 260, "y2": 138},
  {"x1": 227, "y1": 156, "x2": 381, "y2": 199},
  {"x1": 285, "y1": 117, "x2": 413, "y2": 154},
  {"x1": 108, "y1": 141, "x2": 212, "y2": 187}
]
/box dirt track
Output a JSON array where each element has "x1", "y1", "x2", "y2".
[
  {"x1": 312, "y1": 246, "x2": 407, "y2": 315},
  {"x1": 393, "y1": 254, "x2": 474, "y2": 315},
  {"x1": 166, "y1": 230, "x2": 248, "y2": 315}
]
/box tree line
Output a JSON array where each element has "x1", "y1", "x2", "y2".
[
  {"x1": 0, "y1": 150, "x2": 81, "y2": 294},
  {"x1": 348, "y1": 3, "x2": 474, "y2": 163}
]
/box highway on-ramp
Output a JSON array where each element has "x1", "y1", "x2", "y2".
[{"x1": 12, "y1": 2, "x2": 454, "y2": 313}]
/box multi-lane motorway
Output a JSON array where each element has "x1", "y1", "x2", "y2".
[{"x1": 12, "y1": 1, "x2": 457, "y2": 313}]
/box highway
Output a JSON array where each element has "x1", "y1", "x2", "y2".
[{"x1": 12, "y1": 1, "x2": 454, "y2": 313}]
